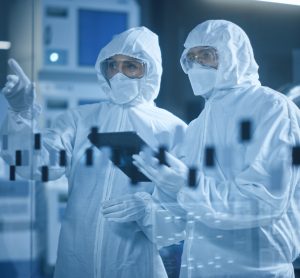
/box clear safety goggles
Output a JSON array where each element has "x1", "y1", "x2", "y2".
[
  {"x1": 181, "y1": 46, "x2": 218, "y2": 73},
  {"x1": 100, "y1": 56, "x2": 146, "y2": 80}
]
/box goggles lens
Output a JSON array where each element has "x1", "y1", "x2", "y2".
[
  {"x1": 101, "y1": 57, "x2": 146, "y2": 80},
  {"x1": 183, "y1": 46, "x2": 218, "y2": 72}
]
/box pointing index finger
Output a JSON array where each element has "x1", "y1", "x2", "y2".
[{"x1": 8, "y1": 59, "x2": 30, "y2": 84}]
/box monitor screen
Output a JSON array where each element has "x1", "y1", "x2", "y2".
[{"x1": 78, "y1": 9, "x2": 128, "y2": 67}]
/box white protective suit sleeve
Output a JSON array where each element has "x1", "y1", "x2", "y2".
[
  {"x1": 136, "y1": 185, "x2": 186, "y2": 248},
  {"x1": 136, "y1": 143, "x2": 187, "y2": 248},
  {"x1": 0, "y1": 107, "x2": 75, "y2": 181},
  {"x1": 178, "y1": 98, "x2": 300, "y2": 230}
]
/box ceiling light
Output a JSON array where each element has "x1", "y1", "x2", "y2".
[
  {"x1": 50, "y1": 52, "x2": 59, "y2": 62},
  {"x1": 254, "y1": 0, "x2": 300, "y2": 6},
  {"x1": 0, "y1": 41, "x2": 11, "y2": 50}
]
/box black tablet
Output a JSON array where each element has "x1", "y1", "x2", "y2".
[{"x1": 88, "y1": 131, "x2": 151, "y2": 182}]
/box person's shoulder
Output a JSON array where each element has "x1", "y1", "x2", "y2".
[
  {"x1": 250, "y1": 85, "x2": 291, "y2": 110},
  {"x1": 249, "y1": 86, "x2": 300, "y2": 122},
  {"x1": 253, "y1": 85, "x2": 286, "y2": 102}
]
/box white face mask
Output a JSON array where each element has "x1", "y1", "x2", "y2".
[
  {"x1": 188, "y1": 66, "x2": 217, "y2": 96},
  {"x1": 109, "y1": 73, "x2": 140, "y2": 104}
]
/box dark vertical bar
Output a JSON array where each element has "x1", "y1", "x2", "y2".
[
  {"x1": 9, "y1": 165, "x2": 16, "y2": 181},
  {"x1": 292, "y1": 146, "x2": 300, "y2": 166},
  {"x1": 188, "y1": 167, "x2": 197, "y2": 187},
  {"x1": 2, "y1": 135, "x2": 8, "y2": 150},
  {"x1": 205, "y1": 146, "x2": 215, "y2": 167},
  {"x1": 91, "y1": 126, "x2": 98, "y2": 134},
  {"x1": 41, "y1": 166, "x2": 49, "y2": 182},
  {"x1": 90, "y1": 127, "x2": 98, "y2": 143},
  {"x1": 240, "y1": 120, "x2": 252, "y2": 142},
  {"x1": 130, "y1": 168, "x2": 139, "y2": 185},
  {"x1": 157, "y1": 145, "x2": 168, "y2": 165},
  {"x1": 59, "y1": 150, "x2": 67, "y2": 167},
  {"x1": 16, "y1": 150, "x2": 22, "y2": 166},
  {"x1": 112, "y1": 149, "x2": 121, "y2": 166},
  {"x1": 34, "y1": 133, "x2": 41, "y2": 150},
  {"x1": 86, "y1": 148, "x2": 93, "y2": 166}
]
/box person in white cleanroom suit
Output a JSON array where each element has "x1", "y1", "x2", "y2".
[
  {"x1": 0, "y1": 26, "x2": 187, "y2": 278},
  {"x1": 130, "y1": 20, "x2": 300, "y2": 277}
]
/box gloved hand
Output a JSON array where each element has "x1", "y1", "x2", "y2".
[
  {"x1": 102, "y1": 192, "x2": 151, "y2": 223},
  {"x1": 1, "y1": 59, "x2": 35, "y2": 112},
  {"x1": 132, "y1": 150, "x2": 189, "y2": 194}
]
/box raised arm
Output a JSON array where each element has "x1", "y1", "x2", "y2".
[{"x1": 0, "y1": 59, "x2": 75, "y2": 181}]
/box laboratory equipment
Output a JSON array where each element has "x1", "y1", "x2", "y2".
[
  {"x1": 0, "y1": 179, "x2": 40, "y2": 277},
  {"x1": 39, "y1": 178, "x2": 68, "y2": 275},
  {"x1": 6, "y1": 0, "x2": 141, "y2": 274},
  {"x1": 9, "y1": 0, "x2": 140, "y2": 126},
  {"x1": 9, "y1": 0, "x2": 140, "y2": 74}
]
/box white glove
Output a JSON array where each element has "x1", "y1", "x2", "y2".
[
  {"x1": 132, "y1": 150, "x2": 189, "y2": 194},
  {"x1": 102, "y1": 192, "x2": 151, "y2": 223},
  {"x1": 1, "y1": 59, "x2": 35, "y2": 112}
]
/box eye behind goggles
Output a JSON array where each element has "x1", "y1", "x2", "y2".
[
  {"x1": 182, "y1": 46, "x2": 218, "y2": 72},
  {"x1": 100, "y1": 57, "x2": 146, "y2": 80}
]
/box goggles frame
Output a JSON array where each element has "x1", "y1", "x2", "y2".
[
  {"x1": 182, "y1": 46, "x2": 218, "y2": 72},
  {"x1": 100, "y1": 56, "x2": 147, "y2": 80}
]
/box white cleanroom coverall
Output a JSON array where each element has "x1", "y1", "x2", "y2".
[
  {"x1": 0, "y1": 26, "x2": 187, "y2": 278},
  {"x1": 132, "y1": 20, "x2": 300, "y2": 278},
  {"x1": 177, "y1": 20, "x2": 300, "y2": 278}
]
